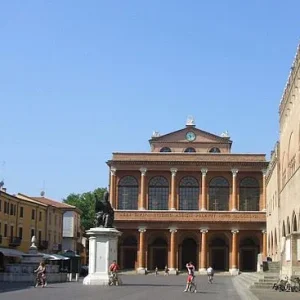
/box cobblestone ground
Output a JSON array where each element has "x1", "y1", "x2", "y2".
[
  {"x1": 252, "y1": 288, "x2": 300, "y2": 300},
  {"x1": 0, "y1": 275, "x2": 241, "y2": 300}
]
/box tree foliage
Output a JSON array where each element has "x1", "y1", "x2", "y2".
[{"x1": 63, "y1": 187, "x2": 107, "y2": 231}]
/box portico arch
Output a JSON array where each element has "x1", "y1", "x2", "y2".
[
  {"x1": 209, "y1": 233, "x2": 229, "y2": 271},
  {"x1": 148, "y1": 236, "x2": 168, "y2": 270},
  {"x1": 239, "y1": 236, "x2": 259, "y2": 271}
]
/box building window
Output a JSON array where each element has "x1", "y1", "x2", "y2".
[
  {"x1": 19, "y1": 227, "x2": 23, "y2": 239},
  {"x1": 31, "y1": 209, "x2": 35, "y2": 220},
  {"x1": 4, "y1": 202, "x2": 8, "y2": 214},
  {"x1": 4, "y1": 224, "x2": 7, "y2": 237},
  {"x1": 209, "y1": 177, "x2": 229, "y2": 211},
  {"x1": 39, "y1": 211, "x2": 42, "y2": 222},
  {"x1": 239, "y1": 177, "x2": 260, "y2": 211},
  {"x1": 0, "y1": 199, "x2": 2, "y2": 211},
  {"x1": 117, "y1": 176, "x2": 139, "y2": 210},
  {"x1": 148, "y1": 176, "x2": 169, "y2": 210},
  {"x1": 55, "y1": 215, "x2": 57, "y2": 225},
  {"x1": 160, "y1": 147, "x2": 172, "y2": 152},
  {"x1": 31, "y1": 229, "x2": 35, "y2": 238},
  {"x1": 184, "y1": 147, "x2": 196, "y2": 153},
  {"x1": 49, "y1": 213, "x2": 52, "y2": 225},
  {"x1": 209, "y1": 147, "x2": 221, "y2": 153},
  {"x1": 10, "y1": 204, "x2": 14, "y2": 215},
  {"x1": 38, "y1": 230, "x2": 42, "y2": 243},
  {"x1": 179, "y1": 176, "x2": 199, "y2": 210},
  {"x1": 20, "y1": 207, "x2": 24, "y2": 218},
  {"x1": 10, "y1": 226, "x2": 13, "y2": 238}
]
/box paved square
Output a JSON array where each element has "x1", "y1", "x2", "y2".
[{"x1": 0, "y1": 275, "x2": 242, "y2": 300}]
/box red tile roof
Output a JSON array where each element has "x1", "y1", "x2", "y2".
[{"x1": 31, "y1": 197, "x2": 76, "y2": 209}]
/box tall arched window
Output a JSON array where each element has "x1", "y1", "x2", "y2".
[
  {"x1": 209, "y1": 177, "x2": 229, "y2": 211},
  {"x1": 160, "y1": 147, "x2": 172, "y2": 152},
  {"x1": 117, "y1": 176, "x2": 138, "y2": 210},
  {"x1": 179, "y1": 176, "x2": 199, "y2": 210},
  {"x1": 184, "y1": 147, "x2": 196, "y2": 153},
  {"x1": 148, "y1": 176, "x2": 169, "y2": 210},
  {"x1": 239, "y1": 177, "x2": 260, "y2": 211}
]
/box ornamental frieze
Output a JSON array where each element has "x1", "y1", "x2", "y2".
[{"x1": 114, "y1": 211, "x2": 266, "y2": 223}]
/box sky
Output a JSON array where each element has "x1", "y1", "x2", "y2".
[{"x1": 0, "y1": 1, "x2": 299, "y2": 201}]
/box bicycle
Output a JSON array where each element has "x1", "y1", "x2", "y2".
[
  {"x1": 208, "y1": 273, "x2": 214, "y2": 283},
  {"x1": 184, "y1": 276, "x2": 197, "y2": 293}
]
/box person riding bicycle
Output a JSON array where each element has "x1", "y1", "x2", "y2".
[
  {"x1": 34, "y1": 261, "x2": 46, "y2": 287},
  {"x1": 109, "y1": 260, "x2": 120, "y2": 285},
  {"x1": 183, "y1": 261, "x2": 197, "y2": 293},
  {"x1": 207, "y1": 266, "x2": 214, "y2": 283}
]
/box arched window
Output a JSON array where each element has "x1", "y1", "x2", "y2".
[
  {"x1": 160, "y1": 147, "x2": 171, "y2": 153},
  {"x1": 184, "y1": 147, "x2": 196, "y2": 153},
  {"x1": 117, "y1": 176, "x2": 138, "y2": 210},
  {"x1": 209, "y1": 177, "x2": 229, "y2": 211},
  {"x1": 179, "y1": 176, "x2": 199, "y2": 210},
  {"x1": 148, "y1": 176, "x2": 169, "y2": 210},
  {"x1": 209, "y1": 147, "x2": 221, "y2": 153},
  {"x1": 239, "y1": 177, "x2": 260, "y2": 211}
]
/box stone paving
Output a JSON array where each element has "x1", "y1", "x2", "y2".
[{"x1": 0, "y1": 274, "x2": 299, "y2": 300}]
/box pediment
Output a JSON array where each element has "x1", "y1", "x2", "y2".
[{"x1": 150, "y1": 127, "x2": 231, "y2": 144}]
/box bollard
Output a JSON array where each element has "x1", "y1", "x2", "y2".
[{"x1": 75, "y1": 273, "x2": 79, "y2": 282}]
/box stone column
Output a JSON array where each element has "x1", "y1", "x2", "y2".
[
  {"x1": 170, "y1": 168, "x2": 178, "y2": 210},
  {"x1": 231, "y1": 169, "x2": 238, "y2": 211},
  {"x1": 201, "y1": 168, "x2": 208, "y2": 211},
  {"x1": 199, "y1": 229, "x2": 208, "y2": 273},
  {"x1": 110, "y1": 167, "x2": 117, "y2": 208},
  {"x1": 230, "y1": 229, "x2": 239, "y2": 275},
  {"x1": 261, "y1": 169, "x2": 267, "y2": 211},
  {"x1": 262, "y1": 229, "x2": 267, "y2": 258},
  {"x1": 169, "y1": 228, "x2": 177, "y2": 274},
  {"x1": 139, "y1": 168, "x2": 147, "y2": 210},
  {"x1": 137, "y1": 227, "x2": 147, "y2": 274}
]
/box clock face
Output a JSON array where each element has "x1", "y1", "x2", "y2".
[{"x1": 186, "y1": 131, "x2": 196, "y2": 141}]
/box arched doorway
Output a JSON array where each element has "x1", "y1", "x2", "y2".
[
  {"x1": 120, "y1": 236, "x2": 137, "y2": 269},
  {"x1": 239, "y1": 237, "x2": 259, "y2": 271},
  {"x1": 180, "y1": 238, "x2": 198, "y2": 270},
  {"x1": 149, "y1": 237, "x2": 168, "y2": 270},
  {"x1": 209, "y1": 236, "x2": 229, "y2": 271}
]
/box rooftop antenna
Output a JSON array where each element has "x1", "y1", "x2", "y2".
[{"x1": 40, "y1": 180, "x2": 45, "y2": 197}]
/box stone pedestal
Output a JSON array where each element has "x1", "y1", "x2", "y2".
[{"x1": 83, "y1": 227, "x2": 122, "y2": 286}]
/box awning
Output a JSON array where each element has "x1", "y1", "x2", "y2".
[{"x1": 0, "y1": 247, "x2": 25, "y2": 258}]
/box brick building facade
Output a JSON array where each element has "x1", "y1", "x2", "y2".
[{"x1": 107, "y1": 119, "x2": 268, "y2": 274}]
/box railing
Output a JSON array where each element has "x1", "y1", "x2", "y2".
[{"x1": 9, "y1": 236, "x2": 22, "y2": 247}]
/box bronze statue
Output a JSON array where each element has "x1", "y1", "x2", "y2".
[{"x1": 95, "y1": 191, "x2": 114, "y2": 228}]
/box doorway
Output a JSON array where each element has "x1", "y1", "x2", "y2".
[
  {"x1": 239, "y1": 237, "x2": 259, "y2": 272},
  {"x1": 149, "y1": 237, "x2": 168, "y2": 270},
  {"x1": 209, "y1": 236, "x2": 229, "y2": 271},
  {"x1": 181, "y1": 238, "x2": 198, "y2": 269},
  {"x1": 121, "y1": 236, "x2": 137, "y2": 269}
]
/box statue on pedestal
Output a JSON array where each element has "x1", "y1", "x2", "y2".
[{"x1": 95, "y1": 191, "x2": 114, "y2": 228}]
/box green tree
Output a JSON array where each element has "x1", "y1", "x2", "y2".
[{"x1": 63, "y1": 187, "x2": 107, "y2": 231}]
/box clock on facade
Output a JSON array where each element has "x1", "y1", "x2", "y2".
[{"x1": 186, "y1": 131, "x2": 196, "y2": 141}]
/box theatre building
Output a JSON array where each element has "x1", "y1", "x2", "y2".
[{"x1": 107, "y1": 119, "x2": 268, "y2": 274}]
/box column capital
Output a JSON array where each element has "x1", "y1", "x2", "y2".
[
  {"x1": 139, "y1": 167, "x2": 147, "y2": 176},
  {"x1": 110, "y1": 167, "x2": 117, "y2": 176},
  {"x1": 231, "y1": 229, "x2": 239, "y2": 234},
  {"x1": 169, "y1": 227, "x2": 177, "y2": 233},
  {"x1": 231, "y1": 168, "x2": 239, "y2": 176},
  {"x1": 138, "y1": 227, "x2": 146, "y2": 233},
  {"x1": 261, "y1": 169, "x2": 267, "y2": 176},
  {"x1": 201, "y1": 168, "x2": 208, "y2": 176},
  {"x1": 200, "y1": 228, "x2": 208, "y2": 234},
  {"x1": 170, "y1": 168, "x2": 178, "y2": 176},
  {"x1": 262, "y1": 229, "x2": 267, "y2": 234}
]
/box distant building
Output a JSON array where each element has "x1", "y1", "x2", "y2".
[
  {"x1": 107, "y1": 118, "x2": 268, "y2": 274},
  {"x1": 267, "y1": 43, "x2": 300, "y2": 276}
]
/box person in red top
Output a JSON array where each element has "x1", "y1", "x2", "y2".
[
  {"x1": 183, "y1": 262, "x2": 197, "y2": 293},
  {"x1": 109, "y1": 260, "x2": 119, "y2": 273}
]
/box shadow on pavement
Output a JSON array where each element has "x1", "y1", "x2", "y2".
[{"x1": 0, "y1": 283, "x2": 33, "y2": 293}]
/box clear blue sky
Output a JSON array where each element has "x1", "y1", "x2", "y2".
[{"x1": 0, "y1": 1, "x2": 299, "y2": 201}]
